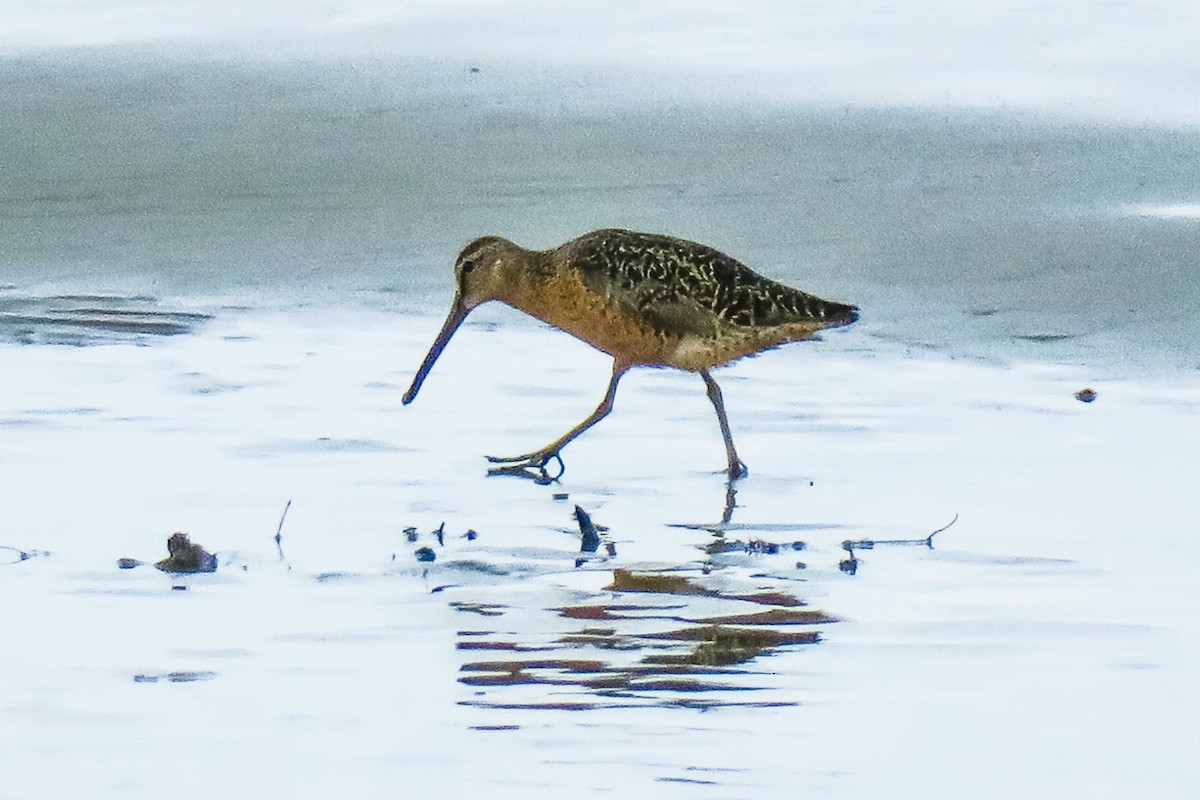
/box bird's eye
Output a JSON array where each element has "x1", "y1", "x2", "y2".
[{"x1": 461, "y1": 260, "x2": 476, "y2": 274}]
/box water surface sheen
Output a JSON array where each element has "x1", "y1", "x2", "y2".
[
  {"x1": 2, "y1": 27, "x2": 1199, "y2": 799},
  {"x1": 2, "y1": 310, "x2": 1197, "y2": 798},
  {"x1": 3, "y1": 55, "x2": 1200, "y2": 370}
]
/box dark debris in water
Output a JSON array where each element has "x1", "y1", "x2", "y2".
[
  {"x1": 657, "y1": 776, "x2": 721, "y2": 786},
  {"x1": 440, "y1": 560, "x2": 511, "y2": 576},
  {"x1": 704, "y1": 537, "x2": 804, "y2": 556},
  {"x1": 0, "y1": 293, "x2": 212, "y2": 345},
  {"x1": 315, "y1": 571, "x2": 359, "y2": 583},
  {"x1": 1, "y1": 544, "x2": 47, "y2": 564},
  {"x1": 839, "y1": 514, "x2": 957, "y2": 576},
  {"x1": 1012, "y1": 332, "x2": 1077, "y2": 343},
  {"x1": 449, "y1": 601, "x2": 506, "y2": 617},
  {"x1": 469, "y1": 725, "x2": 520, "y2": 732},
  {"x1": 155, "y1": 532, "x2": 217, "y2": 574},
  {"x1": 132, "y1": 670, "x2": 218, "y2": 684},
  {"x1": 575, "y1": 505, "x2": 602, "y2": 553}
]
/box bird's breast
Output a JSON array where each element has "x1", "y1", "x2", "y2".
[{"x1": 501, "y1": 270, "x2": 682, "y2": 367}]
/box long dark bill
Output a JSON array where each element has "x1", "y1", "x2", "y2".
[{"x1": 402, "y1": 297, "x2": 470, "y2": 405}]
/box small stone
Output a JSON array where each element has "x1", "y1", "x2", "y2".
[
  {"x1": 116, "y1": 558, "x2": 142, "y2": 569},
  {"x1": 155, "y1": 533, "x2": 217, "y2": 573},
  {"x1": 1075, "y1": 387, "x2": 1098, "y2": 403},
  {"x1": 415, "y1": 547, "x2": 436, "y2": 562}
]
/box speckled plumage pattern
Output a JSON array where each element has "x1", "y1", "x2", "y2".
[
  {"x1": 404, "y1": 228, "x2": 859, "y2": 478},
  {"x1": 566, "y1": 228, "x2": 858, "y2": 336}
]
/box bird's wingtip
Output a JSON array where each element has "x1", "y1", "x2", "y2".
[{"x1": 828, "y1": 302, "x2": 860, "y2": 328}]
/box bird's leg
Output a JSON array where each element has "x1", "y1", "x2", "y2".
[
  {"x1": 701, "y1": 369, "x2": 748, "y2": 479},
  {"x1": 487, "y1": 363, "x2": 628, "y2": 477}
]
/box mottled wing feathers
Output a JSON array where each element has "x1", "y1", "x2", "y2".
[{"x1": 567, "y1": 229, "x2": 857, "y2": 338}]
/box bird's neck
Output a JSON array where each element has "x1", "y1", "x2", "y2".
[{"x1": 493, "y1": 249, "x2": 557, "y2": 309}]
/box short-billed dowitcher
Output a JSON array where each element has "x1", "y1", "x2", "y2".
[{"x1": 403, "y1": 229, "x2": 857, "y2": 478}]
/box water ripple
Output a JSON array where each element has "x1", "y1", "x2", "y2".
[{"x1": 0, "y1": 292, "x2": 211, "y2": 345}]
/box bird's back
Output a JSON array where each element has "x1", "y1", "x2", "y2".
[{"x1": 550, "y1": 229, "x2": 856, "y2": 368}]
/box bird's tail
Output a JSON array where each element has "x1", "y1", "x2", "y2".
[{"x1": 818, "y1": 299, "x2": 859, "y2": 329}]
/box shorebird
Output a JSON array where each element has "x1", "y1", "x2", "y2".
[{"x1": 403, "y1": 229, "x2": 858, "y2": 478}]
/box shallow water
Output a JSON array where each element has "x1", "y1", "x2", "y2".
[
  {"x1": 4, "y1": 6, "x2": 1200, "y2": 796},
  {"x1": 2, "y1": 307, "x2": 1198, "y2": 798}
]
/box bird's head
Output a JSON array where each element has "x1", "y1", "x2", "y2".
[
  {"x1": 451, "y1": 235, "x2": 519, "y2": 310},
  {"x1": 402, "y1": 236, "x2": 523, "y2": 405}
]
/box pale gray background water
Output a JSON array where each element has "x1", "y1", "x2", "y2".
[{"x1": 3, "y1": 4, "x2": 1200, "y2": 371}]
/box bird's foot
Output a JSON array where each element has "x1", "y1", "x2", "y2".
[
  {"x1": 485, "y1": 450, "x2": 565, "y2": 483},
  {"x1": 726, "y1": 459, "x2": 749, "y2": 480}
]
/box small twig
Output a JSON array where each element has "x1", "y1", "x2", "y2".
[
  {"x1": 924, "y1": 513, "x2": 959, "y2": 546},
  {"x1": 274, "y1": 500, "x2": 292, "y2": 565},
  {"x1": 842, "y1": 514, "x2": 959, "y2": 554}
]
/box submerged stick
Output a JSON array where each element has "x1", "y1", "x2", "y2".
[
  {"x1": 274, "y1": 500, "x2": 292, "y2": 565},
  {"x1": 840, "y1": 515, "x2": 958, "y2": 576},
  {"x1": 842, "y1": 514, "x2": 958, "y2": 554}
]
